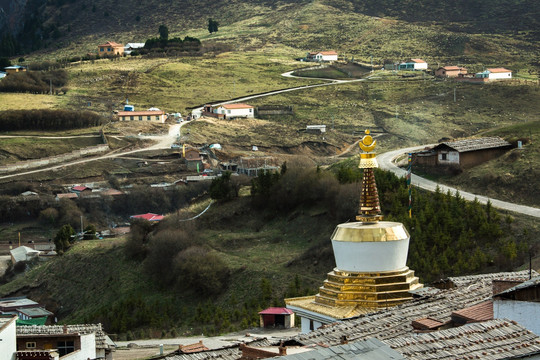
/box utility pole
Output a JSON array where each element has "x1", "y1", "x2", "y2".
[
  {"x1": 49, "y1": 78, "x2": 52, "y2": 95},
  {"x1": 80, "y1": 215, "x2": 83, "y2": 236},
  {"x1": 454, "y1": 87, "x2": 456, "y2": 102},
  {"x1": 370, "y1": 55, "x2": 373, "y2": 72}
]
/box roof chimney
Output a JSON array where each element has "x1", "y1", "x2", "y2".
[
  {"x1": 279, "y1": 341, "x2": 287, "y2": 356},
  {"x1": 340, "y1": 335, "x2": 348, "y2": 344},
  {"x1": 63, "y1": 324, "x2": 68, "y2": 334}
]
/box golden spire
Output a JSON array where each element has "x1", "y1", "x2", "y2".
[{"x1": 357, "y1": 130, "x2": 383, "y2": 223}]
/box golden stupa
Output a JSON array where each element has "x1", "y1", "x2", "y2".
[{"x1": 285, "y1": 130, "x2": 422, "y2": 331}]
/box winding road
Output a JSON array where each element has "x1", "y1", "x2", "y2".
[
  {"x1": 377, "y1": 146, "x2": 540, "y2": 218},
  {"x1": 3, "y1": 66, "x2": 539, "y2": 220}
]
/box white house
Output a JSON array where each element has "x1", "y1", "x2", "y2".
[
  {"x1": 124, "y1": 42, "x2": 145, "y2": 55},
  {"x1": 475, "y1": 67, "x2": 512, "y2": 80},
  {"x1": 10, "y1": 246, "x2": 41, "y2": 264},
  {"x1": 0, "y1": 315, "x2": 17, "y2": 360},
  {"x1": 399, "y1": 59, "x2": 428, "y2": 70},
  {"x1": 215, "y1": 104, "x2": 255, "y2": 119},
  {"x1": 307, "y1": 51, "x2": 338, "y2": 62}
]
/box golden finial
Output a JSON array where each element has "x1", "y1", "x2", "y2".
[
  {"x1": 359, "y1": 129, "x2": 377, "y2": 152},
  {"x1": 357, "y1": 129, "x2": 383, "y2": 222},
  {"x1": 359, "y1": 129, "x2": 378, "y2": 169}
]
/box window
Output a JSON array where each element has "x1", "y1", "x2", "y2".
[
  {"x1": 26, "y1": 342, "x2": 36, "y2": 349},
  {"x1": 100, "y1": 48, "x2": 104, "y2": 52},
  {"x1": 130, "y1": 116, "x2": 134, "y2": 120},
  {"x1": 147, "y1": 116, "x2": 151, "y2": 120},
  {"x1": 57, "y1": 341, "x2": 75, "y2": 356},
  {"x1": 441, "y1": 153, "x2": 447, "y2": 160},
  {"x1": 227, "y1": 110, "x2": 231, "y2": 114},
  {"x1": 249, "y1": 109, "x2": 252, "y2": 112},
  {"x1": 107, "y1": 47, "x2": 111, "y2": 51},
  {"x1": 156, "y1": 116, "x2": 160, "y2": 120},
  {"x1": 309, "y1": 320, "x2": 314, "y2": 331},
  {"x1": 139, "y1": 116, "x2": 143, "y2": 120}
]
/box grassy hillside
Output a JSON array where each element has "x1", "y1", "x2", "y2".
[
  {"x1": 3, "y1": 0, "x2": 538, "y2": 73},
  {"x1": 0, "y1": 167, "x2": 538, "y2": 339}
]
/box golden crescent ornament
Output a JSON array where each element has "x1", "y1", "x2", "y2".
[{"x1": 359, "y1": 130, "x2": 377, "y2": 152}]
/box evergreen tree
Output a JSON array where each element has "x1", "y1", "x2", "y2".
[
  {"x1": 207, "y1": 18, "x2": 219, "y2": 33},
  {"x1": 159, "y1": 24, "x2": 169, "y2": 42},
  {"x1": 54, "y1": 224, "x2": 75, "y2": 254}
]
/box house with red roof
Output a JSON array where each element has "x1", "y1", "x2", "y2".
[
  {"x1": 259, "y1": 307, "x2": 295, "y2": 328},
  {"x1": 97, "y1": 41, "x2": 124, "y2": 56},
  {"x1": 475, "y1": 67, "x2": 512, "y2": 80},
  {"x1": 70, "y1": 185, "x2": 92, "y2": 194},
  {"x1": 130, "y1": 213, "x2": 164, "y2": 221},
  {"x1": 435, "y1": 66, "x2": 468, "y2": 78},
  {"x1": 306, "y1": 51, "x2": 338, "y2": 62}
]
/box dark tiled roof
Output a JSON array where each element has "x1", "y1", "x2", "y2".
[
  {"x1": 434, "y1": 137, "x2": 511, "y2": 153},
  {"x1": 411, "y1": 317, "x2": 447, "y2": 330},
  {"x1": 291, "y1": 271, "x2": 536, "y2": 347},
  {"x1": 163, "y1": 338, "x2": 272, "y2": 360},
  {"x1": 385, "y1": 319, "x2": 540, "y2": 360}
]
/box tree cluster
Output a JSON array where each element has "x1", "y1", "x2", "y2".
[
  {"x1": 0, "y1": 109, "x2": 104, "y2": 131},
  {"x1": 0, "y1": 69, "x2": 68, "y2": 94}
]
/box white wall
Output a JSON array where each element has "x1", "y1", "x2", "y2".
[
  {"x1": 494, "y1": 300, "x2": 540, "y2": 335},
  {"x1": 438, "y1": 151, "x2": 460, "y2": 164},
  {"x1": 321, "y1": 54, "x2": 338, "y2": 61},
  {"x1": 0, "y1": 317, "x2": 17, "y2": 360},
  {"x1": 414, "y1": 62, "x2": 428, "y2": 70},
  {"x1": 219, "y1": 107, "x2": 254, "y2": 118},
  {"x1": 489, "y1": 72, "x2": 512, "y2": 80},
  {"x1": 62, "y1": 333, "x2": 96, "y2": 360}
]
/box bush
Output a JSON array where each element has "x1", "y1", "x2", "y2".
[{"x1": 173, "y1": 246, "x2": 230, "y2": 296}]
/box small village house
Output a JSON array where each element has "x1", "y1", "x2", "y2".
[
  {"x1": 9, "y1": 246, "x2": 41, "y2": 264},
  {"x1": 97, "y1": 41, "x2": 124, "y2": 56},
  {"x1": 124, "y1": 42, "x2": 145, "y2": 55},
  {"x1": 0, "y1": 71, "x2": 6, "y2": 79},
  {"x1": 16, "y1": 324, "x2": 115, "y2": 360},
  {"x1": 435, "y1": 66, "x2": 467, "y2": 78},
  {"x1": 184, "y1": 147, "x2": 203, "y2": 171},
  {"x1": 259, "y1": 307, "x2": 295, "y2": 328},
  {"x1": 55, "y1": 193, "x2": 78, "y2": 201},
  {"x1": 306, "y1": 51, "x2": 338, "y2": 62},
  {"x1": 116, "y1": 109, "x2": 166, "y2": 123},
  {"x1": 399, "y1": 59, "x2": 428, "y2": 70},
  {"x1": 4, "y1": 65, "x2": 27, "y2": 75},
  {"x1": 412, "y1": 137, "x2": 512, "y2": 171},
  {"x1": 204, "y1": 104, "x2": 255, "y2": 120},
  {"x1": 475, "y1": 67, "x2": 512, "y2": 80},
  {"x1": 70, "y1": 185, "x2": 92, "y2": 195}
]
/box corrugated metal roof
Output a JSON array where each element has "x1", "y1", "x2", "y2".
[
  {"x1": 496, "y1": 275, "x2": 540, "y2": 296},
  {"x1": 259, "y1": 307, "x2": 295, "y2": 315},
  {"x1": 434, "y1": 137, "x2": 511, "y2": 153},
  {"x1": 273, "y1": 338, "x2": 406, "y2": 360}
]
